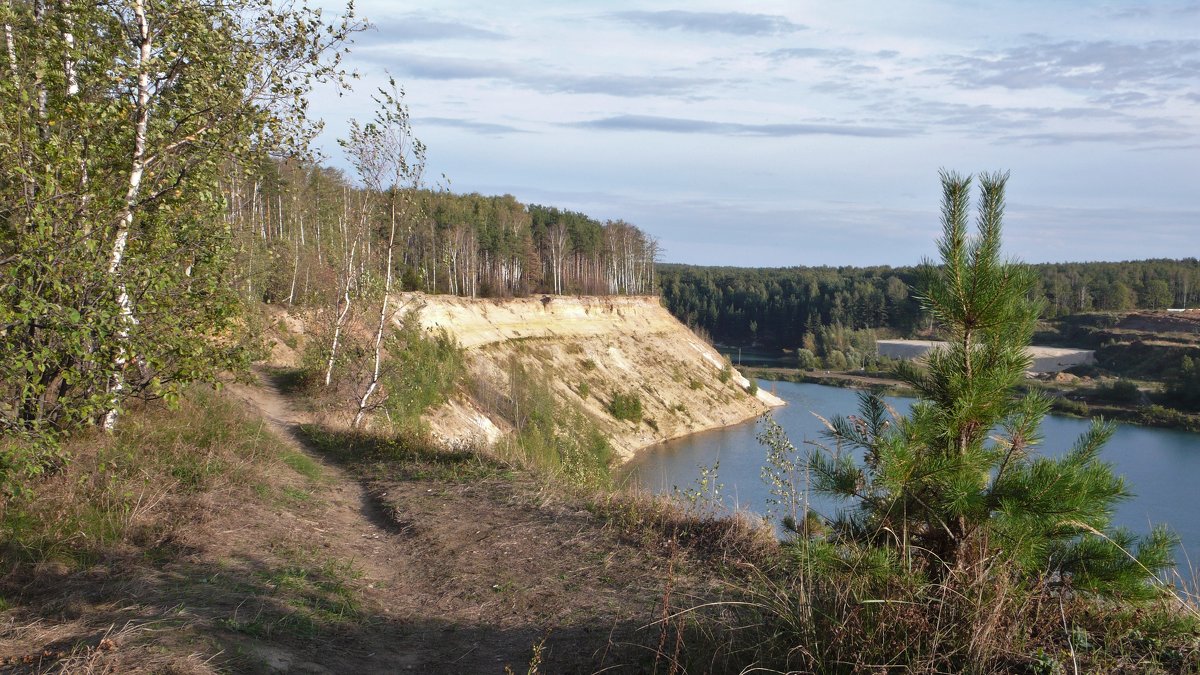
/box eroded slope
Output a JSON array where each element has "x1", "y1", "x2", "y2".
[{"x1": 403, "y1": 293, "x2": 783, "y2": 461}]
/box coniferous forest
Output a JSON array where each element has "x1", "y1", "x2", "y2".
[{"x1": 659, "y1": 259, "x2": 1200, "y2": 349}]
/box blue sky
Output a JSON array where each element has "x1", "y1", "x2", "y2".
[{"x1": 309, "y1": 1, "x2": 1200, "y2": 267}]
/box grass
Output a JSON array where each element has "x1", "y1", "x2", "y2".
[
  {"x1": 0, "y1": 386, "x2": 280, "y2": 567},
  {"x1": 298, "y1": 424, "x2": 512, "y2": 484},
  {"x1": 280, "y1": 448, "x2": 322, "y2": 480}
]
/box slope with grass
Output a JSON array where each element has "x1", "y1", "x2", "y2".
[
  {"x1": 402, "y1": 293, "x2": 784, "y2": 460},
  {"x1": 0, "y1": 369, "x2": 765, "y2": 673}
]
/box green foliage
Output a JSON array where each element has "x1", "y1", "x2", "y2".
[
  {"x1": 718, "y1": 363, "x2": 732, "y2": 383},
  {"x1": 660, "y1": 256, "x2": 1199, "y2": 346},
  {"x1": 381, "y1": 314, "x2": 465, "y2": 431},
  {"x1": 1166, "y1": 355, "x2": 1200, "y2": 411},
  {"x1": 576, "y1": 382, "x2": 590, "y2": 398},
  {"x1": 483, "y1": 359, "x2": 611, "y2": 487},
  {"x1": 794, "y1": 348, "x2": 818, "y2": 370},
  {"x1": 672, "y1": 461, "x2": 724, "y2": 516},
  {"x1": 0, "y1": 1, "x2": 357, "y2": 455},
  {"x1": 1092, "y1": 378, "x2": 1143, "y2": 404},
  {"x1": 608, "y1": 392, "x2": 644, "y2": 422},
  {"x1": 741, "y1": 172, "x2": 1192, "y2": 673}
]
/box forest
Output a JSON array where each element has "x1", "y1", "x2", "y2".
[
  {"x1": 232, "y1": 160, "x2": 659, "y2": 306},
  {"x1": 660, "y1": 258, "x2": 1200, "y2": 349}
]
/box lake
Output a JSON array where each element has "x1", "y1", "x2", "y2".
[{"x1": 626, "y1": 381, "x2": 1200, "y2": 577}]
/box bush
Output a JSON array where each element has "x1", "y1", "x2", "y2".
[
  {"x1": 1052, "y1": 397, "x2": 1090, "y2": 417},
  {"x1": 493, "y1": 359, "x2": 611, "y2": 486},
  {"x1": 608, "y1": 392, "x2": 643, "y2": 422},
  {"x1": 794, "y1": 348, "x2": 818, "y2": 370},
  {"x1": 380, "y1": 312, "x2": 465, "y2": 431},
  {"x1": 1, "y1": 386, "x2": 276, "y2": 567},
  {"x1": 1093, "y1": 378, "x2": 1142, "y2": 404},
  {"x1": 739, "y1": 172, "x2": 1187, "y2": 673},
  {"x1": 576, "y1": 382, "x2": 590, "y2": 398},
  {"x1": 718, "y1": 363, "x2": 732, "y2": 383}
]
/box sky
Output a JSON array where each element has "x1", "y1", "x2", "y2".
[{"x1": 307, "y1": 1, "x2": 1200, "y2": 267}]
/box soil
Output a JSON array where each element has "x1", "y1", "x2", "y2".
[
  {"x1": 0, "y1": 371, "x2": 721, "y2": 674},
  {"x1": 407, "y1": 292, "x2": 784, "y2": 461},
  {"x1": 1118, "y1": 310, "x2": 1200, "y2": 337}
]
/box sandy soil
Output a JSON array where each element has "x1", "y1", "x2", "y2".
[{"x1": 407, "y1": 293, "x2": 784, "y2": 460}]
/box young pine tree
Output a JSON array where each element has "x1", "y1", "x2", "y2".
[{"x1": 805, "y1": 170, "x2": 1176, "y2": 599}]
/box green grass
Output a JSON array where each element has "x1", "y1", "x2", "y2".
[
  {"x1": 0, "y1": 385, "x2": 293, "y2": 569},
  {"x1": 298, "y1": 424, "x2": 511, "y2": 484},
  {"x1": 280, "y1": 449, "x2": 322, "y2": 481}
]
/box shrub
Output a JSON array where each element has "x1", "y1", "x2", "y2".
[
  {"x1": 381, "y1": 315, "x2": 465, "y2": 432},
  {"x1": 608, "y1": 392, "x2": 643, "y2": 421},
  {"x1": 718, "y1": 363, "x2": 732, "y2": 383},
  {"x1": 794, "y1": 348, "x2": 818, "y2": 370},
  {"x1": 576, "y1": 382, "x2": 590, "y2": 398},
  {"x1": 744, "y1": 171, "x2": 1184, "y2": 673},
  {"x1": 1093, "y1": 378, "x2": 1142, "y2": 404}
]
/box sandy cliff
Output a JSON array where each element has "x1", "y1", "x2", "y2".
[{"x1": 398, "y1": 293, "x2": 784, "y2": 461}]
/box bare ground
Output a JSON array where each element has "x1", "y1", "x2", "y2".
[{"x1": 0, "y1": 371, "x2": 728, "y2": 674}]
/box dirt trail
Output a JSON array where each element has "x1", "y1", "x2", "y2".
[{"x1": 214, "y1": 371, "x2": 697, "y2": 673}]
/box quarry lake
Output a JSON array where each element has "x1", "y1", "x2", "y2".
[{"x1": 627, "y1": 381, "x2": 1200, "y2": 578}]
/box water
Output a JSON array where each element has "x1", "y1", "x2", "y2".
[{"x1": 626, "y1": 381, "x2": 1200, "y2": 575}]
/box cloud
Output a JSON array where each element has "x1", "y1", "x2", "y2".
[
  {"x1": 766, "y1": 47, "x2": 881, "y2": 76},
  {"x1": 1087, "y1": 91, "x2": 1160, "y2": 108},
  {"x1": 1001, "y1": 129, "x2": 1190, "y2": 145},
  {"x1": 767, "y1": 47, "x2": 849, "y2": 61},
  {"x1": 418, "y1": 117, "x2": 528, "y2": 135},
  {"x1": 359, "y1": 15, "x2": 507, "y2": 44},
  {"x1": 360, "y1": 54, "x2": 718, "y2": 98},
  {"x1": 608, "y1": 10, "x2": 804, "y2": 36},
  {"x1": 569, "y1": 114, "x2": 915, "y2": 138},
  {"x1": 935, "y1": 39, "x2": 1200, "y2": 92},
  {"x1": 363, "y1": 54, "x2": 515, "y2": 80}
]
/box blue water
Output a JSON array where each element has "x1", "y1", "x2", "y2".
[{"x1": 627, "y1": 381, "x2": 1200, "y2": 575}]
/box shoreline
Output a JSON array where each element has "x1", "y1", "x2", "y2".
[
  {"x1": 743, "y1": 366, "x2": 1200, "y2": 433},
  {"x1": 615, "y1": 375, "x2": 786, "y2": 464}
]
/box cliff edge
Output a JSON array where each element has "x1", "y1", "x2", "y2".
[{"x1": 398, "y1": 293, "x2": 784, "y2": 461}]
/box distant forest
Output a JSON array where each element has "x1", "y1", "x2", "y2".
[
  {"x1": 237, "y1": 161, "x2": 659, "y2": 305},
  {"x1": 659, "y1": 259, "x2": 1200, "y2": 350}
]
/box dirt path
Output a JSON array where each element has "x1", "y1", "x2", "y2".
[
  {"x1": 213, "y1": 371, "x2": 702, "y2": 673},
  {"x1": 0, "y1": 372, "x2": 713, "y2": 674}
]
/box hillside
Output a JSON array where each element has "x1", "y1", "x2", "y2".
[{"x1": 403, "y1": 293, "x2": 784, "y2": 460}]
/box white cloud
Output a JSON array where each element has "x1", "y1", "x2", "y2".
[{"x1": 308, "y1": 1, "x2": 1200, "y2": 266}]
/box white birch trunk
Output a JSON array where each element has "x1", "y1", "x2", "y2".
[
  {"x1": 324, "y1": 237, "x2": 357, "y2": 387},
  {"x1": 61, "y1": 0, "x2": 77, "y2": 96},
  {"x1": 354, "y1": 196, "x2": 401, "y2": 428},
  {"x1": 102, "y1": 0, "x2": 151, "y2": 431},
  {"x1": 3, "y1": 1, "x2": 20, "y2": 90}
]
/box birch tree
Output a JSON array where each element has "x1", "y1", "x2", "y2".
[
  {"x1": 341, "y1": 80, "x2": 426, "y2": 427},
  {"x1": 0, "y1": 0, "x2": 362, "y2": 453}
]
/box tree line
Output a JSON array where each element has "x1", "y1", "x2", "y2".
[
  {"x1": 229, "y1": 164, "x2": 659, "y2": 305},
  {"x1": 660, "y1": 258, "x2": 1200, "y2": 350}
]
